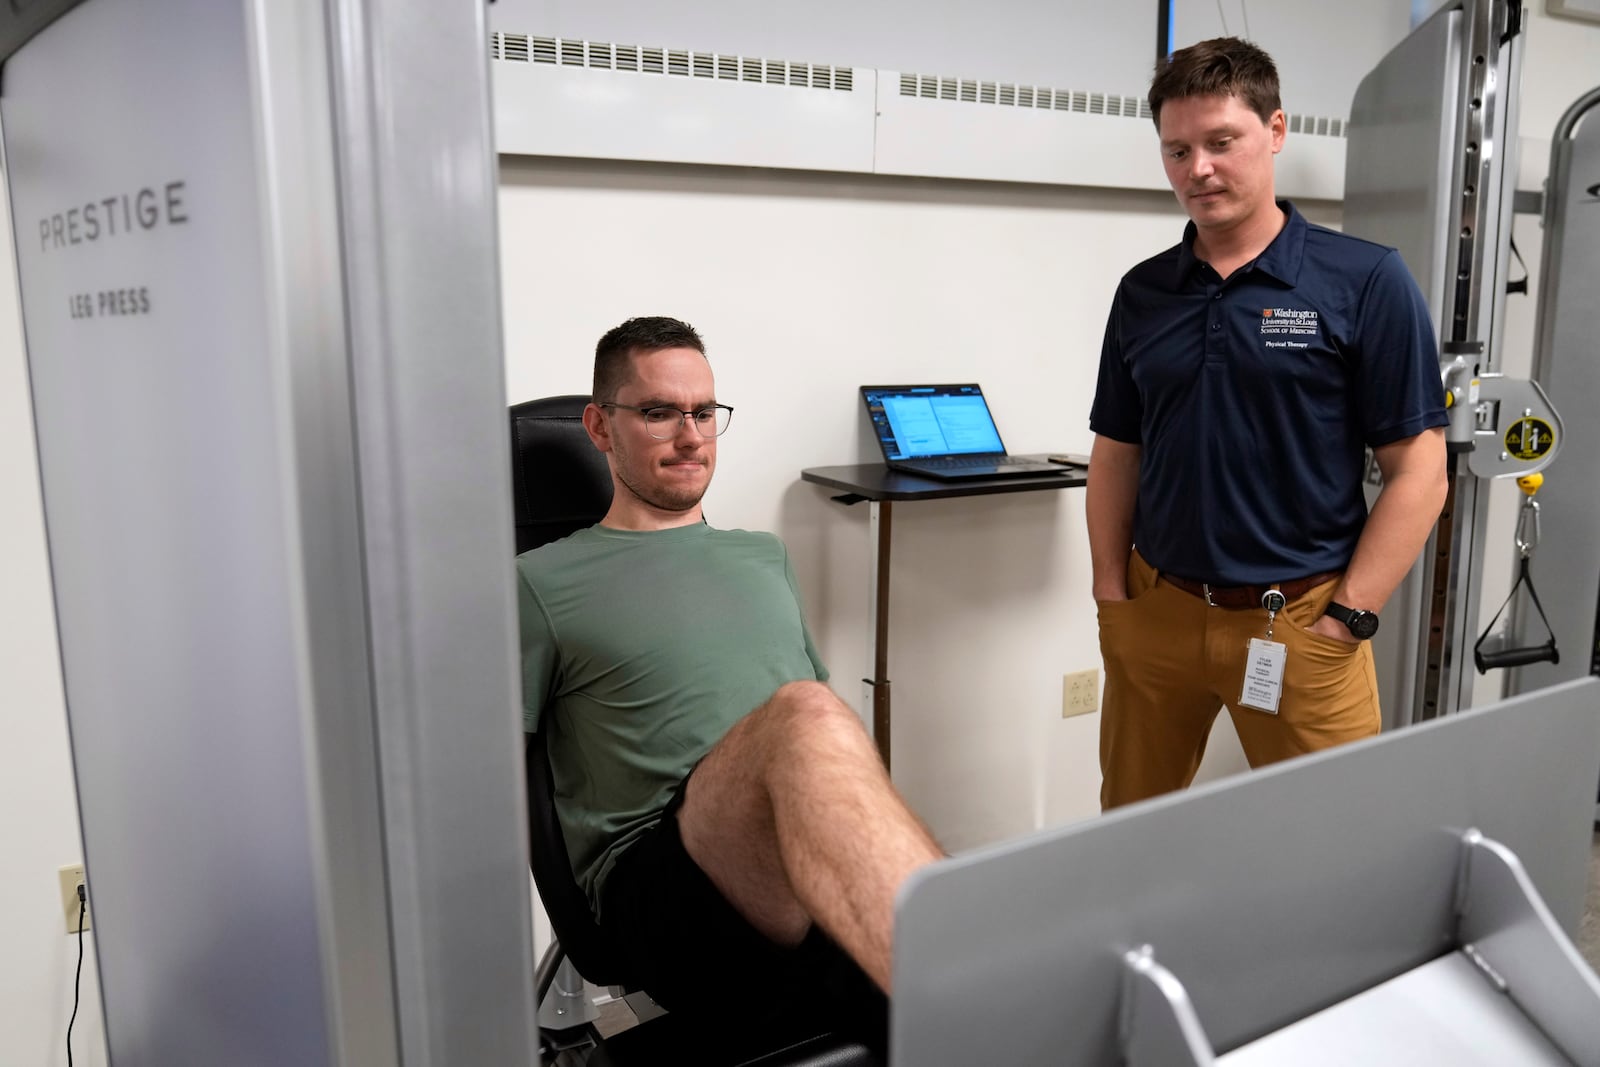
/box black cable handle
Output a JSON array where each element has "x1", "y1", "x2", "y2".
[{"x1": 1475, "y1": 555, "x2": 1560, "y2": 673}]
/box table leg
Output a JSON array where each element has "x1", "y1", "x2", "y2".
[{"x1": 862, "y1": 500, "x2": 892, "y2": 770}]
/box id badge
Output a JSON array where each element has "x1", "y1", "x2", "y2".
[{"x1": 1240, "y1": 638, "x2": 1287, "y2": 714}]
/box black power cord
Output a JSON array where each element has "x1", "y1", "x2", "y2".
[{"x1": 67, "y1": 883, "x2": 85, "y2": 1067}]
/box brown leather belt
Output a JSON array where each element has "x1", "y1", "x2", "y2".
[{"x1": 1160, "y1": 570, "x2": 1342, "y2": 610}]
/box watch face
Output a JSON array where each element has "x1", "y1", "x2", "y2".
[{"x1": 1349, "y1": 611, "x2": 1380, "y2": 640}]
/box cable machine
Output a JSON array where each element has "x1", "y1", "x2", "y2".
[{"x1": 1342, "y1": 0, "x2": 1563, "y2": 727}]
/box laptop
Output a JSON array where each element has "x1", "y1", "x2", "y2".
[{"x1": 860, "y1": 384, "x2": 1069, "y2": 480}]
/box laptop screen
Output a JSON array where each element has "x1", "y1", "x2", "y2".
[{"x1": 861, "y1": 384, "x2": 1007, "y2": 460}]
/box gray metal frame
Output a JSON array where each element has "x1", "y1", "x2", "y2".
[
  {"x1": 320, "y1": 1, "x2": 539, "y2": 1060},
  {"x1": 890, "y1": 677, "x2": 1600, "y2": 1066},
  {"x1": 1510, "y1": 87, "x2": 1600, "y2": 694},
  {"x1": 1343, "y1": 8, "x2": 1464, "y2": 731},
  {"x1": 247, "y1": 2, "x2": 400, "y2": 1059},
  {"x1": 1343, "y1": 0, "x2": 1525, "y2": 726},
  {"x1": 1, "y1": 0, "x2": 537, "y2": 1062},
  {"x1": 1123, "y1": 831, "x2": 1600, "y2": 1065}
]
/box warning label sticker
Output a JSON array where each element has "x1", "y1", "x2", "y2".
[{"x1": 1503, "y1": 417, "x2": 1555, "y2": 461}]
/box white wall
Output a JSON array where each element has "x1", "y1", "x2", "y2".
[
  {"x1": 2, "y1": 4, "x2": 1597, "y2": 1063},
  {"x1": 0, "y1": 159, "x2": 107, "y2": 1063},
  {"x1": 1174, "y1": 0, "x2": 1415, "y2": 116}
]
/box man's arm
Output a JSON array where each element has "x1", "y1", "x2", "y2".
[
  {"x1": 1309, "y1": 427, "x2": 1448, "y2": 642},
  {"x1": 1086, "y1": 434, "x2": 1142, "y2": 602},
  {"x1": 516, "y1": 563, "x2": 561, "y2": 733}
]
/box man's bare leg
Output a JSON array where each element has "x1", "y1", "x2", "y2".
[{"x1": 676, "y1": 680, "x2": 945, "y2": 993}]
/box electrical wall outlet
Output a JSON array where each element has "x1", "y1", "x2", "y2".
[
  {"x1": 58, "y1": 864, "x2": 90, "y2": 934},
  {"x1": 1062, "y1": 669, "x2": 1100, "y2": 718}
]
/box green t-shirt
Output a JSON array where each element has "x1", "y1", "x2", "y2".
[{"x1": 516, "y1": 522, "x2": 828, "y2": 912}]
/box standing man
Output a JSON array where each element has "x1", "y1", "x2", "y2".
[
  {"x1": 1087, "y1": 38, "x2": 1448, "y2": 809},
  {"x1": 518, "y1": 317, "x2": 943, "y2": 1036}
]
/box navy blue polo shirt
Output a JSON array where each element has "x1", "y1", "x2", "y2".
[{"x1": 1089, "y1": 200, "x2": 1446, "y2": 585}]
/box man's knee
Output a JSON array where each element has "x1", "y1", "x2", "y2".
[
  {"x1": 756, "y1": 680, "x2": 871, "y2": 750},
  {"x1": 770, "y1": 678, "x2": 837, "y2": 709}
]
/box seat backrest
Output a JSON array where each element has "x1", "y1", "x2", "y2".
[
  {"x1": 511, "y1": 395, "x2": 614, "y2": 556},
  {"x1": 524, "y1": 728, "x2": 634, "y2": 986},
  {"x1": 510, "y1": 395, "x2": 632, "y2": 986}
]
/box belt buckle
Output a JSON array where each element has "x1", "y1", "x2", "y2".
[{"x1": 1201, "y1": 582, "x2": 1217, "y2": 608}]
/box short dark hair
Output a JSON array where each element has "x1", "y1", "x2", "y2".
[
  {"x1": 1148, "y1": 37, "x2": 1281, "y2": 129},
  {"x1": 592, "y1": 316, "x2": 706, "y2": 404}
]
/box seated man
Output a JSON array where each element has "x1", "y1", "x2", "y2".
[{"x1": 517, "y1": 316, "x2": 944, "y2": 1034}]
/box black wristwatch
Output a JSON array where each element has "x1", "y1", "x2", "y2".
[{"x1": 1324, "y1": 601, "x2": 1380, "y2": 640}]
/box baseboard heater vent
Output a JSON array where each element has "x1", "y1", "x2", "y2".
[
  {"x1": 492, "y1": 33, "x2": 853, "y2": 92},
  {"x1": 897, "y1": 73, "x2": 1152, "y2": 119},
  {"x1": 894, "y1": 70, "x2": 1346, "y2": 139}
]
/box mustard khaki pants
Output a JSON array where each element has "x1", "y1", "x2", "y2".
[{"x1": 1098, "y1": 551, "x2": 1380, "y2": 810}]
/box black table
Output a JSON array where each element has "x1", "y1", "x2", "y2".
[{"x1": 799, "y1": 461, "x2": 1087, "y2": 769}]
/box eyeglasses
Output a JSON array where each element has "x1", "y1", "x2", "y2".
[{"x1": 601, "y1": 402, "x2": 735, "y2": 439}]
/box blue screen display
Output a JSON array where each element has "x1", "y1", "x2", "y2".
[{"x1": 864, "y1": 386, "x2": 1005, "y2": 459}]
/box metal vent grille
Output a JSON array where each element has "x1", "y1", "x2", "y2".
[
  {"x1": 1287, "y1": 113, "x2": 1346, "y2": 137},
  {"x1": 896, "y1": 72, "x2": 1349, "y2": 136},
  {"x1": 493, "y1": 33, "x2": 854, "y2": 91},
  {"x1": 898, "y1": 73, "x2": 1151, "y2": 120}
]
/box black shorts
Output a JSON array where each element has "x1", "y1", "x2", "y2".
[{"x1": 598, "y1": 768, "x2": 886, "y2": 1047}]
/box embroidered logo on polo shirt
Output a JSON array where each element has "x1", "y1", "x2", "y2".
[{"x1": 1260, "y1": 307, "x2": 1319, "y2": 349}]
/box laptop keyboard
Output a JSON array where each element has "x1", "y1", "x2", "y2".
[{"x1": 914, "y1": 455, "x2": 1034, "y2": 470}]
